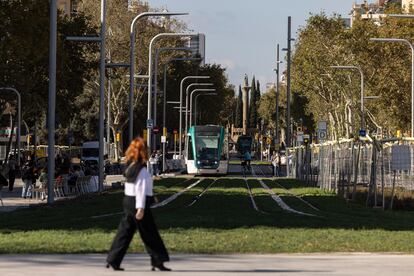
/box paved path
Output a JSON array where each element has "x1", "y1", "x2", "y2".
[{"x1": 0, "y1": 254, "x2": 413, "y2": 276}]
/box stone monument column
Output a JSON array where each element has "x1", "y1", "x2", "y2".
[{"x1": 242, "y1": 74, "x2": 251, "y2": 135}]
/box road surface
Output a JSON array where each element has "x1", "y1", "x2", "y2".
[{"x1": 0, "y1": 253, "x2": 412, "y2": 276}]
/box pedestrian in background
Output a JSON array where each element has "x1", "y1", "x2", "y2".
[
  {"x1": 8, "y1": 155, "x2": 16, "y2": 191},
  {"x1": 149, "y1": 151, "x2": 158, "y2": 176},
  {"x1": 107, "y1": 137, "x2": 170, "y2": 272},
  {"x1": 21, "y1": 160, "x2": 34, "y2": 198}
]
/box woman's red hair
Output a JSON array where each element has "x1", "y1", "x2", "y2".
[{"x1": 125, "y1": 137, "x2": 148, "y2": 164}]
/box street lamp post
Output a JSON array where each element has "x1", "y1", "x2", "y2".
[
  {"x1": 128, "y1": 12, "x2": 188, "y2": 144},
  {"x1": 330, "y1": 65, "x2": 365, "y2": 130},
  {"x1": 147, "y1": 33, "x2": 199, "y2": 158},
  {"x1": 154, "y1": 42, "x2": 205, "y2": 132},
  {"x1": 162, "y1": 56, "x2": 202, "y2": 172},
  {"x1": 370, "y1": 37, "x2": 414, "y2": 137},
  {"x1": 185, "y1": 83, "x2": 214, "y2": 134},
  {"x1": 0, "y1": 88, "x2": 21, "y2": 167},
  {"x1": 179, "y1": 76, "x2": 210, "y2": 157},
  {"x1": 66, "y1": 0, "x2": 107, "y2": 193},
  {"x1": 286, "y1": 16, "x2": 292, "y2": 147},
  {"x1": 47, "y1": 0, "x2": 57, "y2": 204},
  {"x1": 153, "y1": 47, "x2": 199, "y2": 155},
  {"x1": 194, "y1": 92, "x2": 217, "y2": 126},
  {"x1": 189, "y1": 89, "x2": 216, "y2": 127},
  {"x1": 274, "y1": 44, "x2": 283, "y2": 147}
]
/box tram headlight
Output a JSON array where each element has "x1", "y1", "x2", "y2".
[
  {"x1": 214, "y1": 161, "x2": 218, "y2": 165},
  {"x1": 197, "y1": 160, "x2": 201, "y2": 165}
]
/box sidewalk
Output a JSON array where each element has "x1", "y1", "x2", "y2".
[
  {"x1": 0, "y1": 180, "x2": 40, "y2": 212},
  {"x1": 0, "y1": 253, "x2": 413, "y2": 276}
]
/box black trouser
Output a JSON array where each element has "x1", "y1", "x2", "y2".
[
  {"x1": 107, "y1": 196, "x2": 169, "y2": 267},
  {"x1": 8, "y1": 170, "x2": 15, "y2": 191}
]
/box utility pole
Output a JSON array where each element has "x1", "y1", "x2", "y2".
[
  {"x1": 286, "y1": 16, "x2": 292, "y2": 148},
  {"x1": 275, "y1": 44, "x2": 281, "y2": 147},
  {"x1": 47, "y1": 0, "x2": 57, "y2": 204}
]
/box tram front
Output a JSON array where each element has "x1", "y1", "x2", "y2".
[{"x1": 186, "y1": 125, "x2": 228, "y2": 175}]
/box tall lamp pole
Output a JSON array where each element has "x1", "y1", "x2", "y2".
[
  {"x1": 179, "y1": 76, "x2": 210, "y2": 157},
  {"x1": 370, "y1": 37, "x2": 414, "y2": 137},
  {"x1": 153, "y1": 45, "x2": 202, "y2": 152},
  {"x1": 189, "y1": 89, "x2": 216, "y2": 127},
  {"x1": 128, "y1": 12, "x2": 188, "y2": 144},
  {"x1": 185, "y1": 83, "x2": 214, "y2": 135},
  {"x1": 147, "y1": 33, "x2": 198, "y2": 157},
  {"x1": 47, "y1": 0, "x2": 57, "y2": 204},
  {"x1": 162, "y1": 56, "x2": 202, "y2": 172},
  {"x1": 282, "y1": 16, "x2": 293, "y2": 148},
  {"x1": 274, "y1": 44, "x2": 282, "y2": 147}
]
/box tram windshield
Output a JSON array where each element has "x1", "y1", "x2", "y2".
[{"x1": 195, "y1": 132, "x2": 220, "y2": 161}]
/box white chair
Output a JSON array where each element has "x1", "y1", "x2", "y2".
[{"x1": 54, "y1": 180, "x2": 64, "y2": 198}]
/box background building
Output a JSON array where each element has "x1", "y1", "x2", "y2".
[
  {"x1": 57, "y1": 0, "x2": 78, "y2": 16},
  {"x1": 402, "y1": 0, "x2": 414, "y2": 12},
  {"x1": 351, "y1": 0, "x2": 404, "y2": 26}
]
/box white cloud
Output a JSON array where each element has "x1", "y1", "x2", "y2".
[{"x1": 210, "y1": 58, "x2": 237, "y2": 70}]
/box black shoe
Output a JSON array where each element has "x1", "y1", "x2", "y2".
[
  {"x1": 151, "y1": 263, "x2": 171, "y2": 271},
  {"x1": 106, "y1": 263, "x2": 124, "y2": 271}
]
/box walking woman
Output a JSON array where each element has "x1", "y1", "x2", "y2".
[{"x1": 107, "y1": 137, "x2": 170, "y2": 271}]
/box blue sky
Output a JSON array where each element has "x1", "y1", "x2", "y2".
[{"x1": 148, "y1": 0, "x2": 356, "y2": 89}]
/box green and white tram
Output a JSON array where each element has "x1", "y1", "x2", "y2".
[{"x1": 185, "y1": 125, "x2": 228, "y2": 175}]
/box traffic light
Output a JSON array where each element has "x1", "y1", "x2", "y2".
[
  {"x1": 267, "y1": 137, "x2": 272, "y2": 145},
  {"x1": 116, "y1": 132, "x2": 121, "y2": 142},
  {"x1": 303, "y1": 134, "x2": 310, "y2": 145}
]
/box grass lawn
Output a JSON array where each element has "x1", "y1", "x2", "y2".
[{"x1": 1, "y1": 177, "x2": 414, "y2": 254}]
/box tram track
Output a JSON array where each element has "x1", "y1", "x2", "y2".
[
  {"x1": 152, "y1": 178, "x2": 205, "y2": 209},
  {"x1": 251, "y1": 165, "x2": 317, "y2": 217},
  {"x1": 90, "y1": 178, "x2": 202, "y2": 219},
  {"x1": 187, "y1": 178, "x2": 218, "y2": 207},
  {"x1": 241, "y1": 164, "x2": 268, "y2": 214},
  {"x1": 255, "y1": 165, "x2": 320, "y2": 212}
]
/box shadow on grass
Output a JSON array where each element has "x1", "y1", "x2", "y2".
[{"x1": 1, "y1": 178, "x2": 414, "y2": 233}]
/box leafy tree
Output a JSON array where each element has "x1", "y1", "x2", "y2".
[
  {"x1": 292, "y1": 7, "x2": 414, "y2": 139},
  {"x1": 249, "y1": 76, "x2": 257, "y2": 128},
  {"x1": 235, "y1": 86, "x2": 243, "y2": 128},
  {"x1": 256, "y1": 79, "x2": 262, "y2": 128},
  {"x1": 258, "y1": 84, "x2": 287, "y2": 142},
  {"x1": 76, "y1": 0, "x2": 186, "y2": 156},
  {"x1": 0, "y1": 0, "x2": 97, "y2": 145}
]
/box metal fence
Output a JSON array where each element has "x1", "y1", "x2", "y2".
[{"x1": 287, "y1": 138, "x2": 414, "y2": 209}]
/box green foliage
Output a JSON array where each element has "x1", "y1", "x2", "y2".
[
  {"x1": 292, "y1": 11, "x2": 414, "y2": 139},
  {"x1": 235, "y1": 86, "x2": 243, "y2": 128},
  {"x1": 249, "y1": 76, "x2": 258, "y2": 128},
  {"x1": 0, "y1": 0, "x2": 98, "y2": 145},
  {"x1": 258, "y1": 84, "x2": 287, "y2": 133}
]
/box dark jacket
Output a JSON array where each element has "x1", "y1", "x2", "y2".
[
  {"x1": 21, "y1": 163, "x2": 34, "y2": 181},
  {"x1": 123, "y1": 162, "x2": 144, "y2": 183}
]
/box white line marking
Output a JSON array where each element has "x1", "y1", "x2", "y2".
[
  {"x1": 187, "y1": 179, "x2": 218, "y2": 207},
  {"x1": 252, "y1": 166, "x2": 316, "y2": 217},
  {"x1": 256, "y1": 165, "x2": 320, "y2": 212},
  {"x1": 151, "y1": 178, "x2": 204, "y2": 209},
  {"x1": 245, "y1": 179, "x2": 261, "y2": 212}
]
